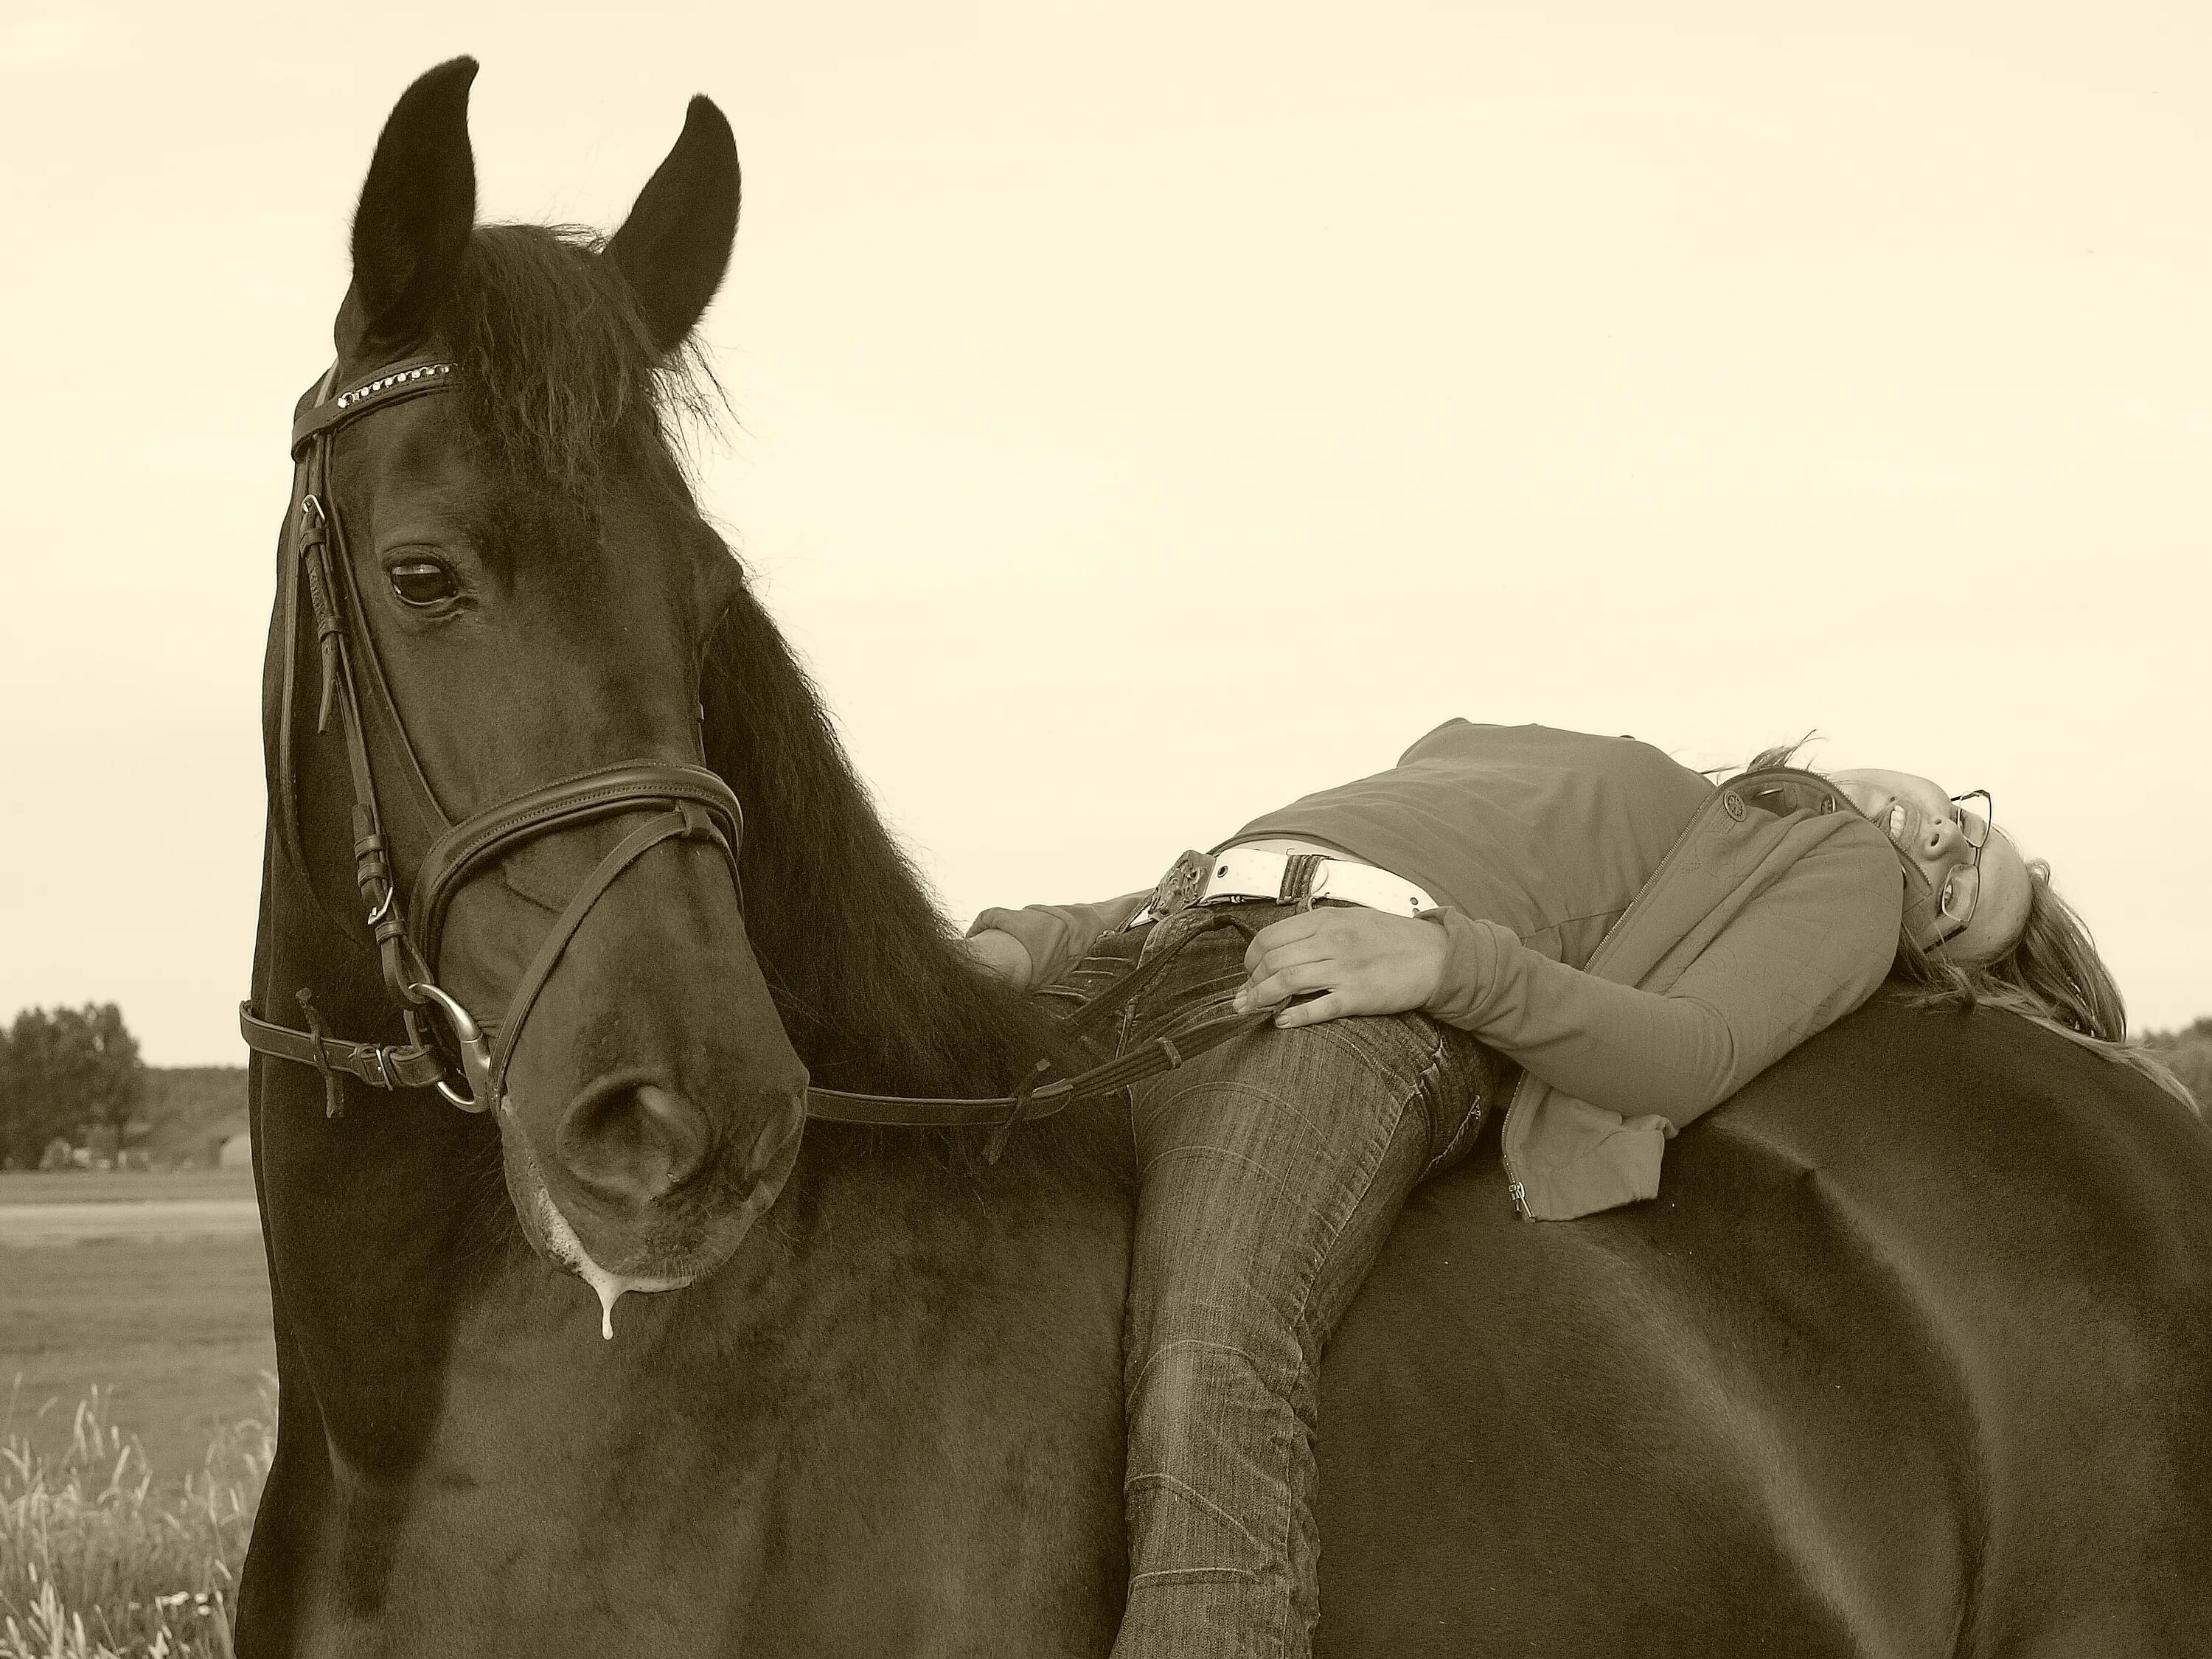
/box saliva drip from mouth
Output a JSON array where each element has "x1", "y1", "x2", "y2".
[
  {"x1": 530, "y1": 1183, "x2": 693, "y2": 1340},
  {"x1": 502, "y1": 1096, "x2": 692, "y2": 1339}
]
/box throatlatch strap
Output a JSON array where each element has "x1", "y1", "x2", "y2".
[{"x1": 239, "y1": 999, "x2": 451, "y2": 1103}]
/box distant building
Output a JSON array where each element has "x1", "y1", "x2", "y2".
[{"x1": 201, "y1": 1111, "x2": 249, "y2": 1169}]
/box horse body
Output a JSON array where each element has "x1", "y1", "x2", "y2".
[
  {"x1": 239, "y1": 59, "x2": 2212, "y2": 1656},
  {"x1": 243, "y1": 967, "x2": 2212, "y2": 1655},
  {"x1": 1326, "y1": 996, "x2": 2212, "y2": 1657}
]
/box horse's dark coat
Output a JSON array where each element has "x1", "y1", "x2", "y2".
[
  {"x1": 239, "y1": 58, "x2": 2212, "y2": 1658},
  {"x1": 1324, "y1": 1000, "x2": 2212, "y2": 1657}
]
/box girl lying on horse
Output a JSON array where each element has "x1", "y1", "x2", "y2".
[{"x1": 959, "y1": 719, "x2": 2183, "y2": 1659}]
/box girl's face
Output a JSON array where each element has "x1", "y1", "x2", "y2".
[{"x1": 1829, "y1": 769, "x2": 2032, "y2": 963}]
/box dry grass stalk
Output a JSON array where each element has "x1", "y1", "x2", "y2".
[{"x1": 1, "y1": 1381, "x2": 270, "y2": 1659}]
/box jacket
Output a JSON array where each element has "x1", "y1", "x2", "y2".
[{"x1": 1491, "y1": 768, "x2": 1901, "y2": 1220}]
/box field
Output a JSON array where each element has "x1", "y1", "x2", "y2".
[
  {"x1": 0, "y1": 1172, "x2": 255, "y2": 1208},
  {"x1": 2, "y1": 1235, "x2": 274, "y2": 1479},
  {"x1": 1, "y1": 1175, "x2": 274, "y2": 1656}
]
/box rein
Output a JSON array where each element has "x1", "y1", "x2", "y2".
[{"x1": 246, "y1": 358, "x2": 1267, "y2": 1155}]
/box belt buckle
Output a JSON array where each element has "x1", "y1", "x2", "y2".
[
  {"x1": 357, "y1": 1046, "x2": 390, "y2": 1090},
  {"x1": 1147, "y1": 848, "x2": 1213, "y2": 922}
]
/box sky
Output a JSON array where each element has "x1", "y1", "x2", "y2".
[{"x1": 1, "y1": 1, "x2": 2207, "y2": 1064}]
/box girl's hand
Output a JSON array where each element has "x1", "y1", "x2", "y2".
[
  {"x1": 959, "y1": 928, "x2": 1035, "y2": 991},
  {"x1": 1233, "y1": 908, "x2": 1450, "y2": 1029}
]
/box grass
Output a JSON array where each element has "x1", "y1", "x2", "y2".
[
  {"x1": 0, "y1": 1174, "x2": 256, "y2": 1207},
  {"x1": 0, "y1": 1238, "x2": 275, "y2": 1481},
  {"x1": 0, "y1": 1191, "x2": 277, "y2": 1656},
  {"x1": 0, "y1": 1385, "x2": 268, "y2": 1659}
]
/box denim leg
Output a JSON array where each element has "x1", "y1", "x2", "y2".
[{"x1": 1105, "y1": 908, "x2": 1488, "y2": 1659}]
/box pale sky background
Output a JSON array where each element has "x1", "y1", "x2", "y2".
[{"x1": 1, "y1": 1, "x2": 2207, "y2": 1065}]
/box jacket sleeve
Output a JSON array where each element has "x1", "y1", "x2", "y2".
[
  {"x1": 1420, "y1": 830, "x2": 1902, "y2": 1121},
  {"x1": 967, "y1": 893, "x2": 1152, "y2": 989}
]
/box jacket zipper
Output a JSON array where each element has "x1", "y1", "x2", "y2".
[
  {"x1": 1501, "y1": 1073, "x2": 1534, "y2": 1219},
  {"x1": 1495, "y1": 768, "x2": 1820, "y2": 1220}
]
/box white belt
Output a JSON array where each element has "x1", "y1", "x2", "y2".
[{"x1": 1131, "y1": 844, "x2": 1437, "y2": 927}]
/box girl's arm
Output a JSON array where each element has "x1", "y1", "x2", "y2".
[
  {"x1": 1420, "y1": 830, "x2": 1901, "y2": 1121},
  {"x1": 962, "y1": 893, "x2": 1153, "y2": 990}
]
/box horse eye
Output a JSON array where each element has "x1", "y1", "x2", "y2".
[{"x1": 389, "y1": 560, "x2": 459, "y2": 607}]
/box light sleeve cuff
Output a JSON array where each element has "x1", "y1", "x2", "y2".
[{"x1": 1418, "y1": 907, "x2": 1514, "y2": 1029}]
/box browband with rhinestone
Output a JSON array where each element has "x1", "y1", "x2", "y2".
[{"x1": 289, "y1": 361, "x2": 457, "y2": 458}]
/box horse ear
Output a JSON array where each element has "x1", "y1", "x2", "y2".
[
  {"x1": 343, "y1": 57, "x2": 479, "y2": 357},
  {"x1": 605, "y1": 97, "x2": 740, "y2": 352}
]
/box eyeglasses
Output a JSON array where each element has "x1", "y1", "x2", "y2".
[{"x1": 1930, "y1": 790, "x2": 1994, "y2": 945}]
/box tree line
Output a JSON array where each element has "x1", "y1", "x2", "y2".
[
  {"x1": 0, "y1": 1003, "x2": 145, "y2": 1169},
  {"x1": 2148, "y1": 1019, "x2": 2212, "y2": 1108},
  {"x1": 0, "y1": 1000, "x2": 2199, "y2": 1172}
]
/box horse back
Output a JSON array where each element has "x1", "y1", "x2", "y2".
[{"x1": 1321, "y1": 997, "x2": 2212, "y2": 1658}]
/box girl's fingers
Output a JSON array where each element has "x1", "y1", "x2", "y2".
[
  {"x1": 1242, "y1": 913, "x2": 1324, "y2": 975},
  {"x1": 1236, "y1": 959, "x2": 1338, "y2": 1012},
  {"x1": 1248, "y1": 939, "x2": 1339, "y2": 981},
  {"x1": 1270, "y1": 991, "x2": 1346, "y2": 1029}
]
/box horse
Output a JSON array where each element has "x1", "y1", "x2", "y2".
[{"x1": 239, "y1": 57, "x2": 2212, "y2": 1655}]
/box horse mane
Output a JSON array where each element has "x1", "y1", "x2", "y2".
[
  {"x1": 699, "y1": 589, "x2": 1079, "y2": 1103},
  {"x1": 432, "y1": 219, "x2": 1078, "y2": 1114},
  {"x1": 435, "y1": 222, "x2": 720, "y2": 493}
]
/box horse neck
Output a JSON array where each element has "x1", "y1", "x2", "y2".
[{"x1": 746, "y1": 863, "x2": 1045, "y2": 1097}]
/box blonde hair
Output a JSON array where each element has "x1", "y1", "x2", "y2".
[
  {"x1": 1736, "y1": 742, "x2": 2199, "y2": 1116},
  {"x1": 1891, "y1": 866, "x2": 2199, "y2": 1114}
]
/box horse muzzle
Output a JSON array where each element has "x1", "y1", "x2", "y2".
[{"x1": 498, "y1": 1063, "x2": 808, "y2": 1301}]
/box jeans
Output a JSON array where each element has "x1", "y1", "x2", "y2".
[{"x1": 1063, "y1": 900, "x2": 1495, "y2": 1659}]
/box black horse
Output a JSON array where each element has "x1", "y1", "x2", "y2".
[{"x1": 240, "y1": 58, "x2": 2212, "y2": 1655}]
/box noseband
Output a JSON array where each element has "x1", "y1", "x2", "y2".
[{"x1": 241, "y1": 358, "x2": 745, "y2": 1117}]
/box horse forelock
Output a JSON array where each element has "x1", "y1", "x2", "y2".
[{"x1": 434, "y1": 222, "x2": 723, "y2": 498}]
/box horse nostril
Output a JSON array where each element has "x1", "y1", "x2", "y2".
[{"x1": 555, "y1": 1079, "x2": 714, "y2": 1208}]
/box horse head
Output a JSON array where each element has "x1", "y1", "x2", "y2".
[{"x1": 268, "y1": 58, "x2": 807, "y2": 1327}]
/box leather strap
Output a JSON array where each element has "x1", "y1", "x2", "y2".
[
  {"x1": 804, "y1": 1004, "x2": 1274, "y2": 1129},
  {"x1": 289, "y1": 361, "x2": 456, "y2": 455},
  {"x1": 801, "y1": 905, "x2": 1275, "y2": 1154},
  {"x1": 283, "y1": 362, "x2": 462, "y2": 1008},
  {"x1": 409, "y1": 763, "x2": 742, "y2": 973},
  {"x1": 480, "y1": 800, "x2": 735, "y2": 1110},
  {"x1": 240, "y1": 1001, "x2": 450, "y2": 1096}
]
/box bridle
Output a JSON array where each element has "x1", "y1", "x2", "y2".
[
  {"x1": 241, "y1": 358, "x2": 745, "y2": 1117},
  {"x1": 243, "y1": 357, "x2": 1275, "y2": 1158}
]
